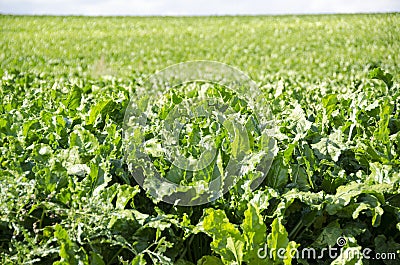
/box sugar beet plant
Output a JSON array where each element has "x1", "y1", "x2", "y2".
[
  {"x1": 1, "y1": 14, "x2": 400, "y2": 265},
  {"x1": 123, "y1": 61, "x2": 276, "y2": 206}
]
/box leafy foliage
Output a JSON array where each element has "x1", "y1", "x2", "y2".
[{"x1": 1, "y1": 14, "x2": 400, "y2": 265}]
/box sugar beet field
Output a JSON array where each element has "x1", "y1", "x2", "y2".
[{"x1": 1, "y1": 14, "x2": 400, "y2": 264}]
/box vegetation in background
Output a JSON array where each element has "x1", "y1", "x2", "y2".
[{"x1": 1, "y1": 14, "x2": 399, "y2": 264}]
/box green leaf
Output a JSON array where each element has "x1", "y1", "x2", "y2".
[
  {"x1": 197, "y1": 256, "x2": 223, "y2": 265},
  {"x1": 322, "y1": 94, "x2": 338, "y2": 118},
  {"x1": 265, "y1": 156, "x2": 288, "y2": 189},
  {"x1": 313, "y1": 220, "x2": 343, "y2": 247},
  {"x1": 289, "y1": 164, "x2": 311, "y2": 191},
  {"x1": 374, "y1": 98, "x2": 392, "y2": 144},
  {"x1": 63, "y1": 86, "x2": 82, "y2": 111},
  {"x1": 242, "y1": 203, "x2": 267, "y2": 247},
  {"x1": 267, "y1": 218, "x2": 288, "y2": 257},
  {"x1": 201, "y1": 208, "x2": 245, "y2": 264},
  {"x1": 267, "y1": 218, "x2": 298, "y2": 264},
  {"x1": 132, "y1": 254, "x2": 147, "y2": 265},
  {"x1": 325, "y1": 182, "x2": 390, "y2": 226},
  {"x1": 368, "y1": 67, "x2": 393, "y2": 89},
  {"x1": 283, "y1": 142, "x2": 296, "y2": 166},
  {"x1": 311, "y1": 136, "x2": 342, "y2": 162},
  {"x1": 115, "y1": 184, "x2": 140, "y2": 209},
  {"x1": 90, "y1": 252, "x2": 105, "y2": 265},
  {"x1": 87, "y1": 99, "x2": 112, "y2": 125},
  {"x1": 283, "y1": 241, "x2": 299, "y2": 265},
  {"x1": 54, "y1": 224, "x2": 89, "y2": 265},
  {"x1": 226, "y1": 237, "x2": 244, "y2": 265},
  {"x1": 241, "y1": 203, "x2": 267, "y2": 263}
]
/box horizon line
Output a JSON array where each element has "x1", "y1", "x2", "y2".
[{"x1": 1, "y1": 11, "x2": 399, "y2": 18}]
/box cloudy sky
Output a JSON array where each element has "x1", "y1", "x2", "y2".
[{"x1": 1, "y1": 0, "x2": 399, "y2": 16}]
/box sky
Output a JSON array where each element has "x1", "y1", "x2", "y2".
[{"x1": 0, "y1": 0, "x2": 399, "y2": 16}]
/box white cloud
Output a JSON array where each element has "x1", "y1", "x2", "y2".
[{"x1": 1, "y1": 0, "x2": 399, "y2": 16}]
